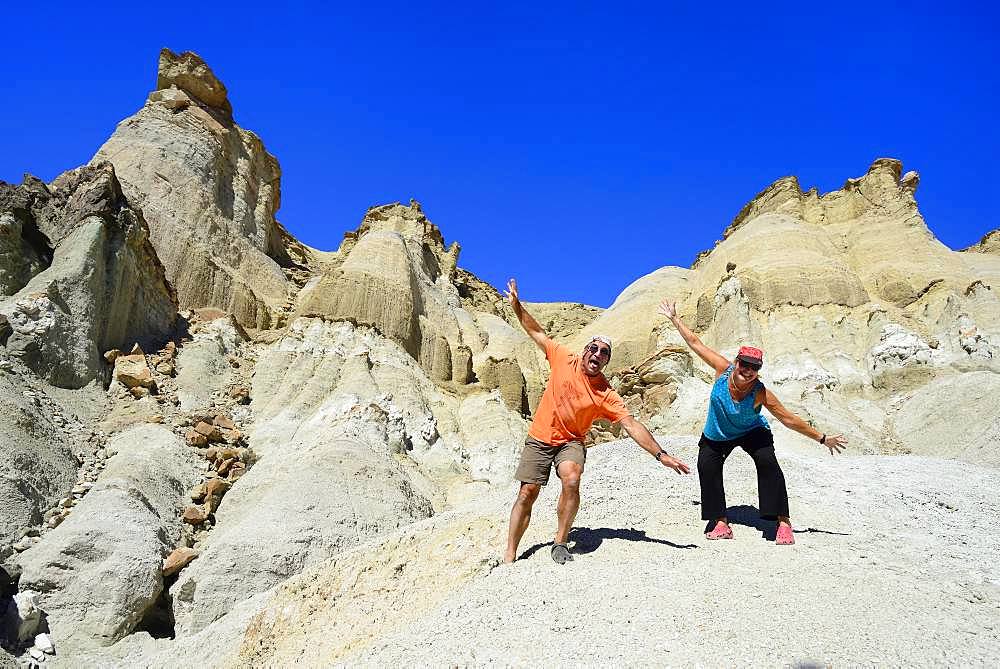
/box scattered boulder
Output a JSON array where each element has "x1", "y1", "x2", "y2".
[
  {"x1": 0, "y1": 590, "x2": 41, "y2": 645},
  {"x1": 16, "y1": 424, "x2": 201, "y2": 654},
  {"x1": 114, "y1": 349, "x2": 156, "y2": 389},
  {"x1": 213, "y1": 414, "x2": 236, "y2": 430},
  {"x1": 34, "y1": 631, "x2": 54, "y2": 654},
  {"x1": 194, "y1": 421, "x2": 222, "y2": 442},
  {"x1": 185, "y1": 430, "x2": 208, "y2": 447}
]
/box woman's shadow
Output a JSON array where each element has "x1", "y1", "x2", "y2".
[{"x1": 720, "y1": 505, "x2": 850, "y2": 541}]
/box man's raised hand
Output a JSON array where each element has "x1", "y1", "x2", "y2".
[{"x1": 505, "y1": 278, "x2": 519, "y2": 307}]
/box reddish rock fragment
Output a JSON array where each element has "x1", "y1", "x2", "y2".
[
  {"x1": 217, "y1": 457, "x2": 235, "y2": 477},
  {"x1": 204, "y1": 477, "x2": 230, "y2": 499},
  {"x1": 194, "y1": 421, "x2": 223, "y2": 442},
  {"x1": 182, "y1": 506, "x2": 207, "y2": 525},
  {"x1": 213, "y1": 414, "x2": 236, "y2": 430},
  {"x1": 186, "y1": 430, "x2": 208, "y2": 447},
  {"x1": 163, "y1": 547, "x2": 198, "y2": 577}
]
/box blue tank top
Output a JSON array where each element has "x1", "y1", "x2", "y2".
[{"x1": 703, "y1": 365, "x2": 770, "y2": 441}]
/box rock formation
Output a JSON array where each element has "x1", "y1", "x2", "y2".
[
  {"x1": 294, "y1": 200, "x2": 546, "y2": 411},
  {"x1": 1, "y1": 48, "x2": 998, "y2": 667},
  {"x1": 92, "y1": 49, "x2": 309, "y2": 330},
  {"x1": 0, "y1": 163, "x2": 177, "y2": 388},
  {"x1": 559, "y1": 159, "x2": 1000, "y2": 459}
]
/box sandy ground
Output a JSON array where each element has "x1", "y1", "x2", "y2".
[{"x1": 345, "y1": 436, "x2": 1000, "y2": 666}]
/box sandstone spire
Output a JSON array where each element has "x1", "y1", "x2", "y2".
[{"x1": 92, "y1": 49, "x2": 310, "y2": 329}]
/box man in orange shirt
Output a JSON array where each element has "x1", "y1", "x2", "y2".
[{"x1": 503, "y1": 279, "x2": 690, "y2": 564}]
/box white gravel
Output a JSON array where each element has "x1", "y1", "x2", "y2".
[{"x1": 345, "y1": 436, "x2": 1000, "y2": 666}]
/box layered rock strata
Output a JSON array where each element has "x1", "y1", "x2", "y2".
[
  {"x1": 570, "y1": 159, "x2": 1000, "y2": 463},
  {"x1": 92, "y1": 49, "x2": 310, "y2": 330},
  {"x1": 294, "y1": 201, "x2": 545, "y2": 411}
]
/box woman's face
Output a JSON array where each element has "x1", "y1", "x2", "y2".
[{"x1": 733, "y1": 358, "x2": 760, "y2": 385}]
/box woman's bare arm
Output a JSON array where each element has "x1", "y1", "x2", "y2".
[
  {"x1": 658, "y1": 300, "x2": 730, "y2": 375},
  {"x1": 762, "y1": 388, "x2": 848, "y2": 454}
]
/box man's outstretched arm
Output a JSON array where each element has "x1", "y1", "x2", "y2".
[
  {"x1": 619, "y1": 416, "x2": 691, "y2": 474},
  {"x1": 505, "y1": 278, "x2": 549, "y2": 353}
]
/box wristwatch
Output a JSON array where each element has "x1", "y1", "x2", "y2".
[{"x1": 654, "y1": 449, "x2": 668, "y2": 462}]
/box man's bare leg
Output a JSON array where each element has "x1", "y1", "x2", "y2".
[
  {"x1": 554, "y1": 461, "x2": 582, "y2": 546},
  {"x1": 504, "y1": 482, "x2": 540, "y2": 563}
]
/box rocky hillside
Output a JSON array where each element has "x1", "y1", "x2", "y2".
[{"x1": 1, "y1": 50, "x2": 998, "y2": 667}]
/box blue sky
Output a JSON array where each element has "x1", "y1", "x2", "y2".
[{"x1": 3, "y1": 2, "x2": 998, "y2": 307}]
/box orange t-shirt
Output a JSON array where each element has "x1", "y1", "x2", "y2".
[{"x1": 527, "y1": 338, "x2": 630, "y2": 446}]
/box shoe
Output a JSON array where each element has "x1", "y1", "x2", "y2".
[
  {"x1": 775, "y1": 524, "x2": 795, "y2": 545},
  {"x1": 705, "y1": 522, "x2": 733, "y2": 540},
  {"x1": 551, "y1": 543, "x2": 573, "y2": 564}
]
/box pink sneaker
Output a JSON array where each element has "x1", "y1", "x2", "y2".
[
  {"x1": 775, "y1": 524, "x2": 795, "y2": 545},
  {"x1": 705, "y1": 522, "x2": 734, "y2": 540}
]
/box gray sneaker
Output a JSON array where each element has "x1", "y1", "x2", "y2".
[{"x1": 551, "y1": 543, "x2": 573, "y2": 564}]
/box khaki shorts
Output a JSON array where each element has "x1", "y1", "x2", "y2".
[{"x1": 514, "y1": 436, "x2": 586, "y2": 485}]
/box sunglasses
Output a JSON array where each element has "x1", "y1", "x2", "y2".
[
  {"x1": 586, "y1": 343, "x2": 612, "y2": 360},
  {"x1": 737, "y1": 359, "x2": 762, "y2": 372}
]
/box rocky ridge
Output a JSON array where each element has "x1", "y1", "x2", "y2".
[{"x1": 0, "y1": 49, "x2": 998, "y2": 667}]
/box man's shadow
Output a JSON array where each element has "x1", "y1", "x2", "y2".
[
  {"x1": 719, "y1": 505, "x2": 850, "y2": 541},
  {"x1": 519, "y1": 527, "x2": 698, "y2": 560}
]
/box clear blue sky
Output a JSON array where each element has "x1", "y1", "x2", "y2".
[{"x1": 3, "y1": 2, "x2": 997, "y2": 307}]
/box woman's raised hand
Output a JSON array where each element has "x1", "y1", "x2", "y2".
[{"x1": 657, "y1": 299, "x2": 677, "y2": 320}]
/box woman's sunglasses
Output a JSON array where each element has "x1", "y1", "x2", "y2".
[
  {"x1": 586, "y1": 343, "x2": 612, "y2": 360},
  {"x1": 737, "y1": 359, "x2": 762, "y2": 372}
]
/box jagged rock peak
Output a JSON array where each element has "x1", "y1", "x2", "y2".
[
  {"x1": 962, "y1": 228, "x2": 1000, "y2": 255},
  {"x1": 341, "y1": 200, "x2": 459, "y2": 262},
  {"x1": 359, "y1": 200, "x2": 442, "y2": 244},
  {"x1": 694, "y1": 158, "x2": 922, "y2": 268},
  {"x1": 154, "y1": 48, "x2": 232, "y2": 118}
]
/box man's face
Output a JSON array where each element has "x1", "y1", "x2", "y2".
[
  {"x1": 582, "y1": 341, "x2": 611, "y2": 376},
  {"x1": 733, "y1": 358, "x2": 761, "y2": 385}
]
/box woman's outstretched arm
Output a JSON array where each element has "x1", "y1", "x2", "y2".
[
  {"x1": 762, "y1": 388, "x2": 848, "y2": 455},
  {"x1": 658, "y1": 300, "x2": 730, "y2": 375}
]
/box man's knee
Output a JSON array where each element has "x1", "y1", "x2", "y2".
[
  {"x1": 558, "y1": 464, "x2": 582, "y2": 491},
  {"x1": 515, "y1": 483, "x2": 541, "y2": 506}
]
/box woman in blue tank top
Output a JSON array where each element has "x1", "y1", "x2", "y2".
[{"x1": 659, "y1": 300, "x2": 847, "y2": 545}]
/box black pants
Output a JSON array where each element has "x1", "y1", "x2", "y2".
[{"x1": 697, "y1": 427, "x2": 789, "y2": 521}]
